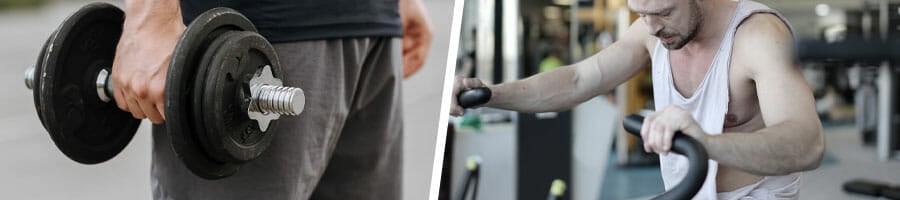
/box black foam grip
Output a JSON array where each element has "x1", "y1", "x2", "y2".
[
  {"x1": 458, "y1": 87, "x2": 492, "y2": 108},
  {"x1": 883, "y1": 187, "x2": 900, "y2": 199},
  {"x1": 843, "y1": 179, "x2": 889, "y2": 196},
  {"x1": 622, "y1": 115, "x2": 709, "y2": 200}
]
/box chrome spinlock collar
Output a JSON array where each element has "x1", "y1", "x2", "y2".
[{"x1": 247, "y1": 65, "x2": 305, "y2": 131}]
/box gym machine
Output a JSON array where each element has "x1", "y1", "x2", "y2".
[
  {"x1": 798, "y1": 0, "x2": 900, "y2": 162},
  {"x1": 457, "y1": 87, "x2": 709, "y2": 200},
  {"x1": 797, "y1": 1, "x2": 900, "y2": 199}
]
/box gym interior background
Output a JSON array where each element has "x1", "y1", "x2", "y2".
[
  {"x1": 449, "y1": 0, "x2": 900, "y2": 199},
  {"x1": 0, "y1": 0, "x2": 452, "y2": 199}
]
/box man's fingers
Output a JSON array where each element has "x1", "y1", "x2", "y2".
[
  {"x1": 126, "y1": 97, "x2": 145, "y2": 119},
  {"x1": 112, "y1": 75, "x2": 129, "y2": 111},
  {"x1": 640, "y1": 115, "x2": 652, "y2": 153},
  {"x1": 662, "y1": 125, "x2": 675, "y2": 152},
  {"x1": 140, "y1": 101, "x2": 163, "y2": 124},
  {"x1": 401, "y1": 24, "x2": 428, "y2": 78},
  {"x1": 450, "y1": 107, "x2": 464, "y2": 116},
  {"x1": 403, "y1": 34, "x2": 420, "y2": 51},
  {"x1": 156, "y1": 103, "x2": 166, "y2": 121},
  {"x1": 453, "y1": 76, "x2": 464, "y2": 94},
  {"x1": 660, "y1": 126, "x2": 672, "y2": 155},
  {"x1": 403, "y1": 52, "x2": 425, "y2": 77},
  {"x1": 114, "y1": 88, "x2": 128, "y2": 111},
  {"x1": 650, "y1": 123, "x2": 664, "y2": 153},
  {"x1": 451, "y1": 90, "x2": 460, "y2": 109},
  {"x1": 402, "y1": 36, "x2": 415, "y2": 51},
  {"x1": 150, "y1": 77, "x2": 167, "y2": 121},
  {"x1": 462, "y1": 78, "x2": 482, "y2": 88},
  {"x1": 452, "y1": 76, "x2": 465, "y2": 114}
]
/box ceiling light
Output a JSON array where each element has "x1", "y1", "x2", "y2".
[{"x1": 815, "y1": 4, "x2": 830, "y2": 17}]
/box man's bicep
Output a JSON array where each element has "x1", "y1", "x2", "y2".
[
  {"x1": 571, "y1": 19, "x2": 652, "y2": 94},
  {"x1": 753, "y1": 61, "x2": 818, "y2": 126},
  {"x1": 738, "y1": 15, "x2": 818, "y2": 126}
]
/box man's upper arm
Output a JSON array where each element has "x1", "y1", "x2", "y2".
[
  {"x1": 570, "y1": 19, "x2": 653, "y2": 95},
  {"x1": 734, "y1": 14, "x2": 820, "y2": 130}
]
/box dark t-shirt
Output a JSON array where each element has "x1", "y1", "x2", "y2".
[{"x1": 180, "y1": 0, "x2": 403, "y2": 42}]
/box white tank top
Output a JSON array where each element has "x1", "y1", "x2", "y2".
[{"x1": 651, "y1": 1, "x2": 799, "y2": 199}]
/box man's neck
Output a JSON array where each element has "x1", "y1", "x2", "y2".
[{"x1": 679, "y1": 0, "x2": 739, "y2": 54}]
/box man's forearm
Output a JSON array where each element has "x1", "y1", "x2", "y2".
[
  {"x1": 486, "y1": 63, "x2": 604, "y2": 113},
  {"x1": 123, "y1": 0, "x2": 182, "y2": 29},
  {"x1": 704, "y1": 122, "x2": 824, "y2": 176}
]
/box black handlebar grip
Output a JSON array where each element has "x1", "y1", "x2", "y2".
[
  {"x1": 458, "y1": 87, "x2": 492, "y2": 109},
  {"x1": 622, "y1": 114, "x2": 709, "y2": 200}
]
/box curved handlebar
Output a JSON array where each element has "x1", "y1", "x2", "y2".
[{"x1": 623, "y1": 114, "x2": 709, "y2": 200}]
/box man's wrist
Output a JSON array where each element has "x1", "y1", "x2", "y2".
[
  {"x1": 123, "y1": 0, "x2": 182, "y2": 31},
  {"x1": 484, "y1": 85, "x2": 500, "y2": 107},
  {"x1": 697, "y1": 134, "x2": 719, "y2": 160}
]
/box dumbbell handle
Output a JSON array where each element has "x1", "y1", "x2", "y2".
[
  {"x1": 24, "y1": 65, "x2": 34, "y2": 90},
  {"x1": 24, "y1": 65, "x2": 118, "y2": 103},
  {"x1": 96, "y1": 68, "x2": 115, "y2": 102},
  {"x1": 23, "y1": 65, "x2": 304, "y2": 116},
  {"x1": 622, "y1": 115, "x2": 709, "y2": 200}
]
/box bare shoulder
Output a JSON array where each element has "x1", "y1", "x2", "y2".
[
  {"x1": 732, "y1": 13, "x2": 795, "y2": 79},
  {"x1": 735, "y1": 13, "x2": 792, "y2": 45},
  {"x1": 621, "y1": 17, "x2": 657, "y2": 55}
]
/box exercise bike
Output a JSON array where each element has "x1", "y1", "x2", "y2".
[{"x1": 456, "y1": 87, "x2": 709, "y2": 200}]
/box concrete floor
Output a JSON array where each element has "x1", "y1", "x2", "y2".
[
  {"x1": 0, "y1": 0, "x2": 452, "y2": 199},
  {"x1": 801, "y1": 124, "x2": 900, "y2": 200}
]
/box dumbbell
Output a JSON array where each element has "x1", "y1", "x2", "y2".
[{"x1": 23, "y1": 2, "x2": 305, "y2": 179}]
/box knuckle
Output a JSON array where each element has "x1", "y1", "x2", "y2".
[
  {"x1": 132, "y1": 87, "x2": 149, "y2": 98},
  {"x1": 666, "y1": 105, "x2": 678, "y2": 110},
  {"x1": 149, "y1": 86, "x2": 165, "y2": 102},
  {"x1": 117, "y1": 103, "x2": 128, "y2": 111},
  {"x1": 130, "y1": 111, "x2": 142, "y2": 119}
]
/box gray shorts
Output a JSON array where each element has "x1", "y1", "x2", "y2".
[
  {"x1": 716, "y1": 174, "x2": 801, "y2": 200},
  {"x1": 151, "y1": 38, "x2": 403, "y2": 200}
]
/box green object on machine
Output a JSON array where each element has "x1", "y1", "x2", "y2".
[{"x1": 459, "y1": 114, "x2": 482, "y2": 132}]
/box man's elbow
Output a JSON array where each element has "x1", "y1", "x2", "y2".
[
  {"x1": 791, "y1": 147, "x2": 823, "y2": 173},
  {"x1": 796, "y1": 126, "x2": 825, "y2": 172},
  {"x1": 768, "y1": 126, "x2": 824, "y2": 176}
]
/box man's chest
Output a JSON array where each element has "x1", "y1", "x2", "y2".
[{"x1": 668, "y1": 52, "x2": 763, "y2": 130}]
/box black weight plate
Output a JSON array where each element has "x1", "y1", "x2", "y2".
[
  {"x1": 33, "y1": 33, "x2": 52, "y2": 130},
  {"x1": 191, "y1": 30, "x2": 241, "y2": 163},
  {"x1": 165, "y1": 7, "x2": 256, "y2": 179},
  {"x1": 203, "y1": 31, "x2": 281, "y2": 163},
  {"x1": 39, "y1": 2, "x2": 140, "y2": 164}
]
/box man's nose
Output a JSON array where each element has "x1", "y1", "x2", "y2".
[{"x1": 645, "y1": 17, "x2": 664, "y2": 36}]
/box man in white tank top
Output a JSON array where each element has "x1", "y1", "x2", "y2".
[{"x1": 450, "y1": 0, "x2": 824, "y2": 199}]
